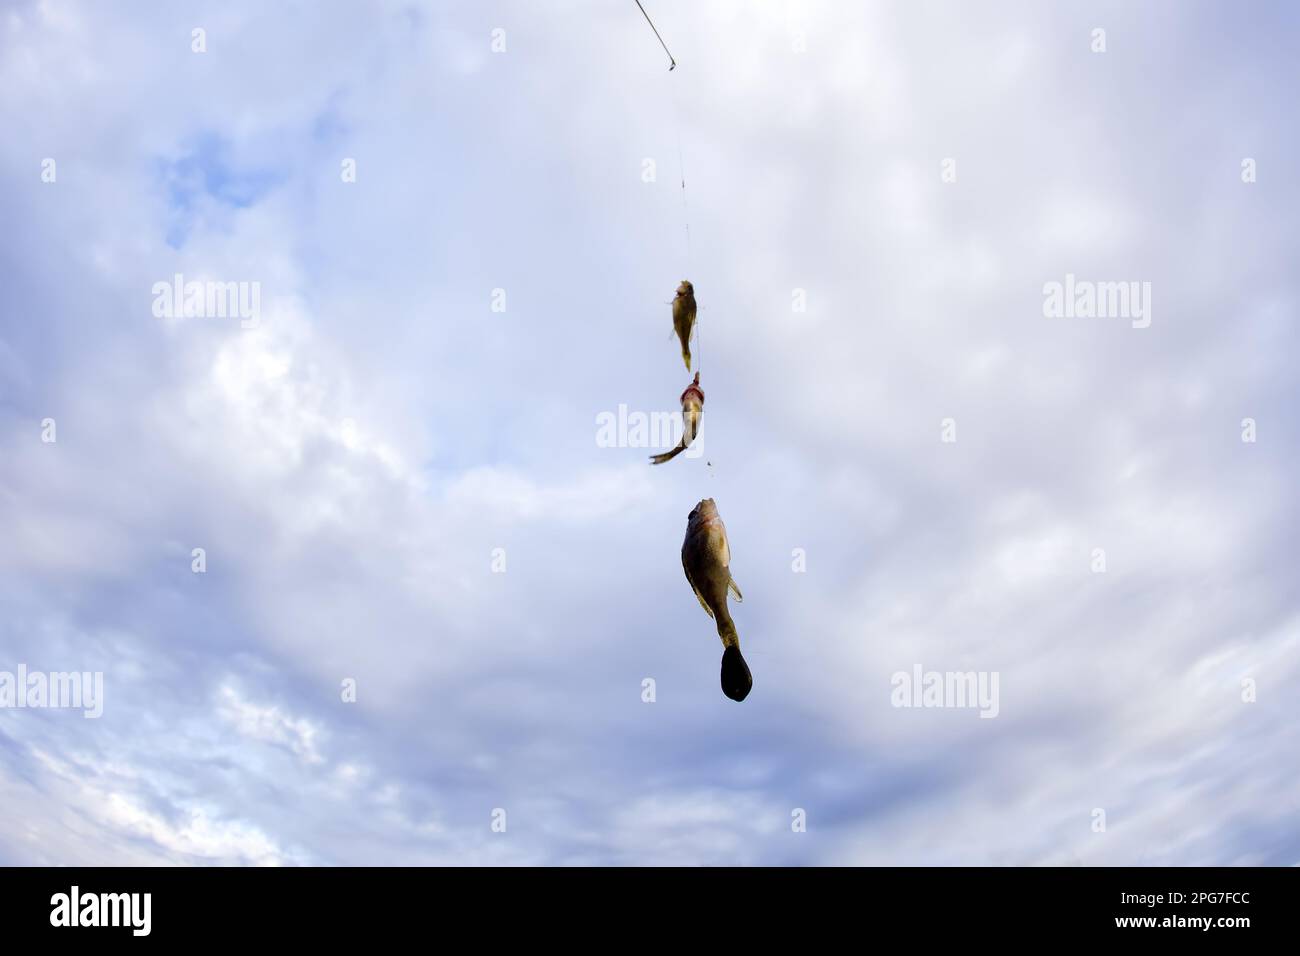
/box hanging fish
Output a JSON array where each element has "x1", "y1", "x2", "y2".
[
  {"x1": 672, "y1": 279, "x2": 696, "y2": 372},
  {"x1": 681, "y1": 498, "x2": 751, "y2": 701},
  {"x1": 649, "y1": 372, "x2": 703, "y2": 465}
]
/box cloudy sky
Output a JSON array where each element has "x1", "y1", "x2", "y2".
[{"x1": 1, "y1": 0, "x2": 1297, "y2": 866}]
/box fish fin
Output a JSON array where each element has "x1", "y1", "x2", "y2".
[
  {"x1": 728, "y1": 575, "x2": 743, "y2": 603},
  {"x1": 682, "y1": 556, "x2": 714, "y2": 618},
  {"x1": 649, "y1": 441, "x2": 686, "y2": 465},
  {"x1": 721, "y1": 644, "x2": 752, "y2": 701}
]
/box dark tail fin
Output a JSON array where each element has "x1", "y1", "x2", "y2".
[{"x1": 721, "y1": 644, "x2": 752, "y2": 701}]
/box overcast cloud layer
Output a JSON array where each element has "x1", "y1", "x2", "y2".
[{"x1": 1, "y1": 0, "x2": 1297, "y2": 865}]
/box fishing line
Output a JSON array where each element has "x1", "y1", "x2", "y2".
[
  {"x1": 638, "y1": 2, "x2": 710, "y2": 469},
  {"x1": 670, "y1": 76, "x2": 697, "y2": 374},
  {"x1": 635, "y1": 0, "x2": 676, "y2": 70}
]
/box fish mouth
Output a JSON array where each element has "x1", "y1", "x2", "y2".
[
  {"x1": 721, "y1": 645, "x2": 752, "y2": 702},
  {"x1": 687, "y1": 497, "x2": 717, "y2": 523}
]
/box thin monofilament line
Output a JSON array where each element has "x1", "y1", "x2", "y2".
[
  {"x1": 643, "y1": 0, "x2": 700, "y2": 378},
  {"x1": 670, "y1": 72, "x2": 698, "y2": 374},
  {"x1": 676, "y1": 126, "x2": 691, "y2": 264}
]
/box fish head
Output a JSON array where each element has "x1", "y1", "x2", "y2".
[
  {"x1": 687, "y1": 498, "x2": 718, "y2": 526},
  {"x1": 676, "y1": 280, "x2": 693, "y2": 298}
]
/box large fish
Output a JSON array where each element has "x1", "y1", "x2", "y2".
[
  {"x1": 672, "y1": 280, "x2": 696, "y2": 372},
  {"x1": 649, "y1": 373, "x2": 703, "y2": 465},
  {"x1": 681, "y1": 498, "x2": 751, "y2": 701}
]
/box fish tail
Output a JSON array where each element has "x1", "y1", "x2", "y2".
[
  {"x1": 720, "y1": 640, "x2": 752, "y2": 702},
  {"x1": 681, "y1": 344, "x2": 692, "y2": 372},
  {"x1": 649, "y1": 441, "x2": 686, "y2": 465},
  {"x1": 715, "y1": 608, "x2": 739, "y2": 649}
]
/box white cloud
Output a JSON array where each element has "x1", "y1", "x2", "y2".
[{"x1": 217, "y1": 685, "x2": 324, "y2": 765}]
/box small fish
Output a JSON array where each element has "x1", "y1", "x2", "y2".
[
  {"x1": 672, "y1": 280, "x2": 696, "y2": 372},
  {"x1": 681, "y1": 498, "x2": 751, "y2": 701},
  {"x1": 649, "y1": 373, "x2": 704, "y2": 465}
]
